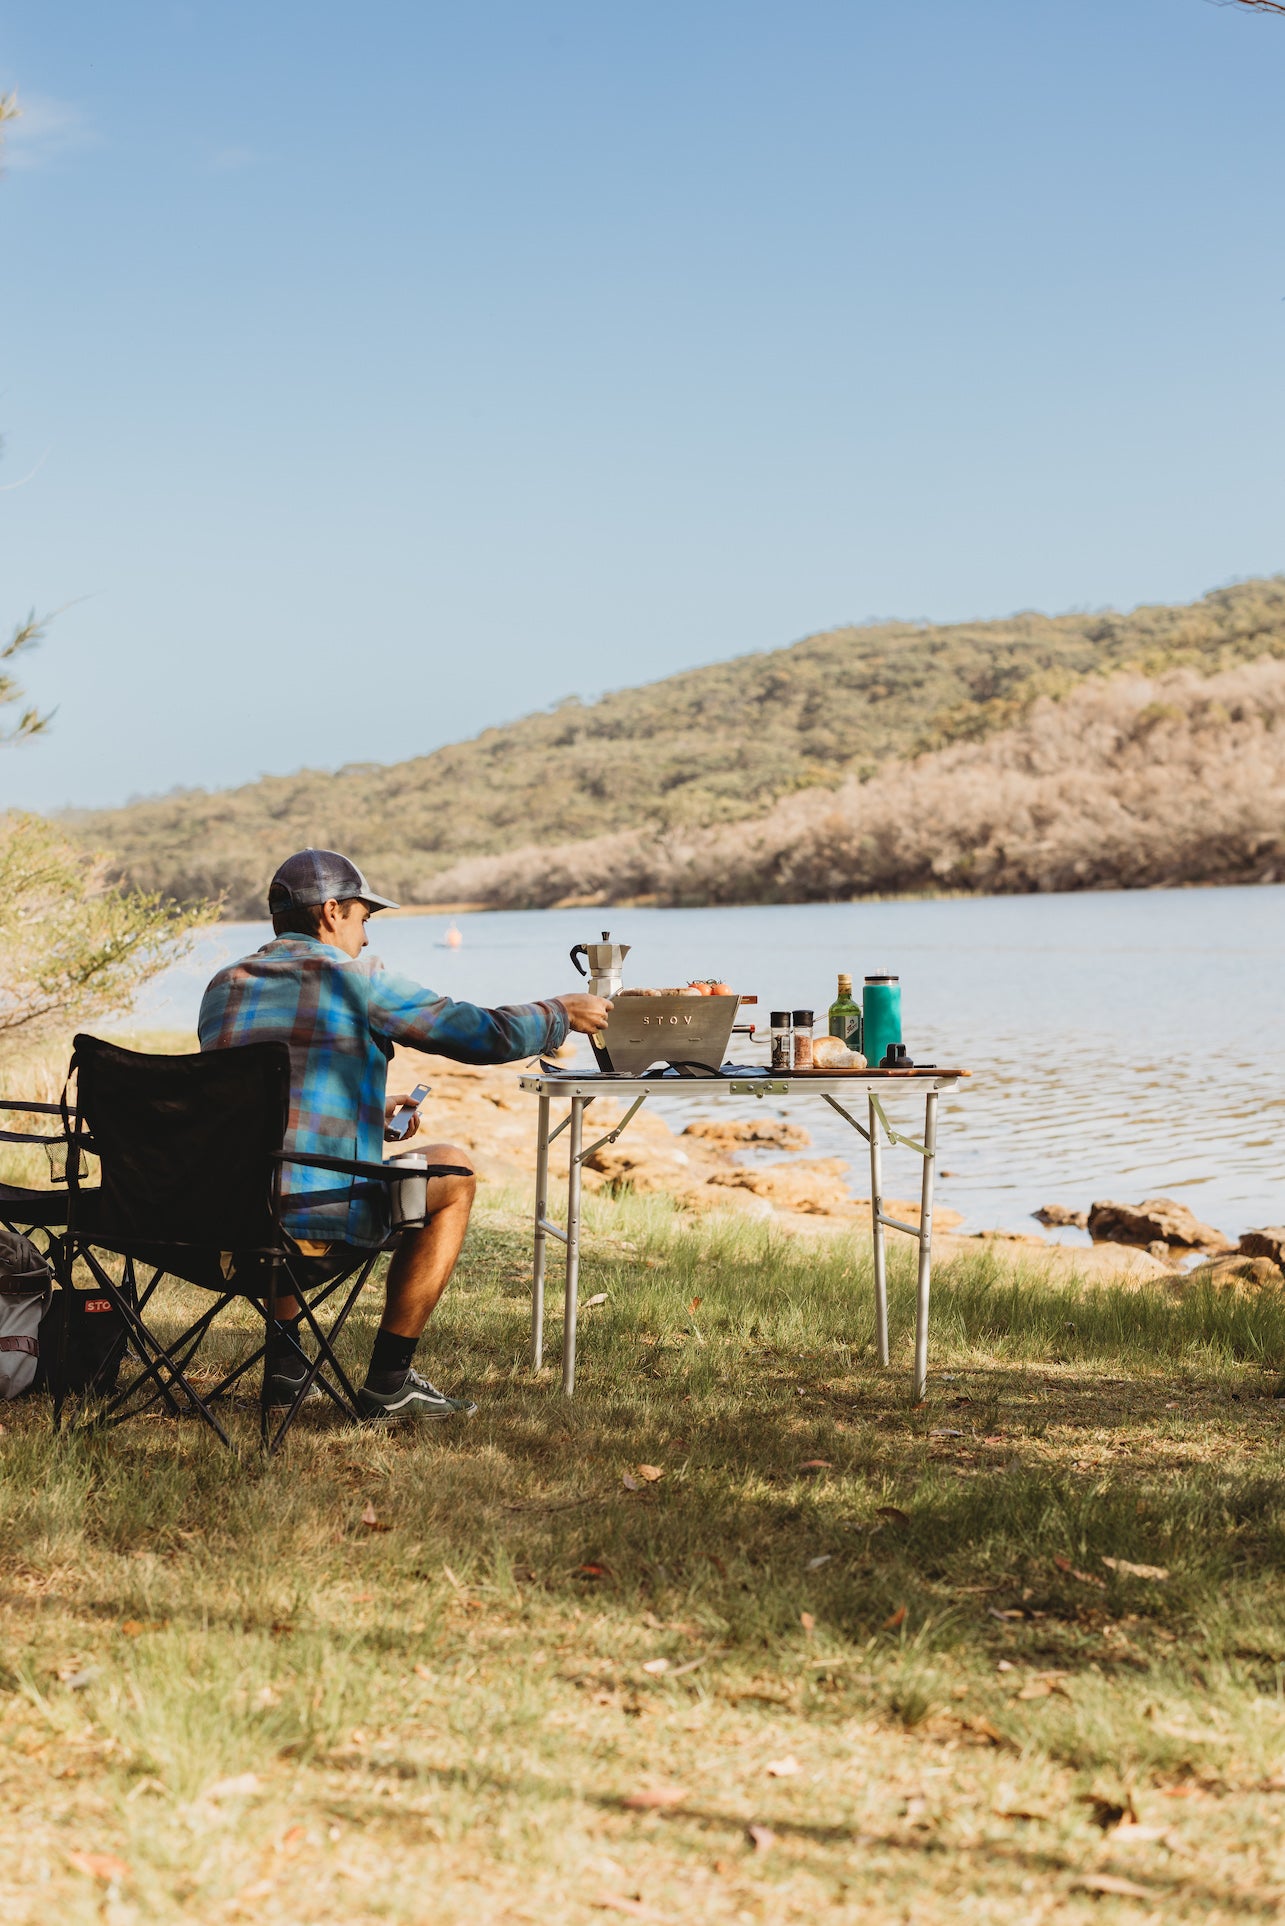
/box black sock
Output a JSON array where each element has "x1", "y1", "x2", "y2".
[
  {"x1": 266, "y1": 1312, "x2": 303, "y2": 1363},
  {"x1": 366, "y1": 1328, "x2": 417, "y2": 1391}
]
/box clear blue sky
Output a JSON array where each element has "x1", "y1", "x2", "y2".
[{"x1": 2, "y1": 0, "x2": 1283, "y2": 810}]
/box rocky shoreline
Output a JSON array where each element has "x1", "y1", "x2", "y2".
[{"x1": 385, "y1": 1051, "x2": 1281, "y2": 1290}]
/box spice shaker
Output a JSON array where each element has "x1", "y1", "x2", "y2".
[
  {"x1": 770, "y1": 1011, "x2": 793, "y2": 1071},
  {"x1": 792, "y1": 1009, "x2": 814, "y2": 1069}
]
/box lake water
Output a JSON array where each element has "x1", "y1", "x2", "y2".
[{"x1": 133, "y1": 886, "x2": 1285, "y2": 1243}]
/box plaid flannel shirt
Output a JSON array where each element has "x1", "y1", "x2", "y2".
[{"x1": 198, "y1": 936, "x2": 568, "y2": 1246}]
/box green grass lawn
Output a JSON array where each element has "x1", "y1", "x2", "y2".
[{"x1": 4, "y1": 1190, "x2": 1285, "y2": 1922}]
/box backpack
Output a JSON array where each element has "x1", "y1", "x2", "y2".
[
  {"x1": 37, "y1": 1288, "x2": 128, "y2": 1401},
  {"x1": 0, "y1": 1228, "x2": 53, "y2": 1400}
]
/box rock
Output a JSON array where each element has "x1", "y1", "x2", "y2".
[
  {"x1": 704, "y1": 1159, "x2": 855, "y2": 1216},
  {"x1": 583, "y1": 1144, "x2": 695, "y2": 1194},
  {"x1": 1238, "y1": 1227, "x2": 1285, "y2": 1269},
  {"x1": 1033, "y1": 1205, "x2": 1088, "y2": 1229},
  {"x1": 681, "y1": 1118, "x2": 811, "y2": 1150},
  {"x1": 1086, "y1": 1196, "x2": 1229, "y2": 1251},
  {"x1": 1184, "y1": 1255, "x2": 1285, "y2": 1296}
]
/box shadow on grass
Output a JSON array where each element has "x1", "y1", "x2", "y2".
[{"x1": 15, "y1": 1204, "x2": 1285, "y2": 1688}]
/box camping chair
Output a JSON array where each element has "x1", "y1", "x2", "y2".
[
  {"x1": 62, "y1": 1033, "x2": 468, "y2": 1453},
  {"x1": 0, "y1": 1097, "x2": 92, "y2": 1252}
]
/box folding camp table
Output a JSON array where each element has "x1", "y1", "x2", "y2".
[{"x1": 519, "y1": 1069, "x2": 966, "y2": 1402}]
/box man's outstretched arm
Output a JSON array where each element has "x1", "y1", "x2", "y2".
[{"x1": 369, "y1": 972, "x2": 611, "y2": 1063}]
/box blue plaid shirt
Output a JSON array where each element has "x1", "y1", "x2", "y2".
[{"x1": 198, "y1": 937, "x2": 567, "y2": 1246}]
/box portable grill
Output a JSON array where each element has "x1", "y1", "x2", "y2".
[{"x1": 590, "y1": 994, "x2": 747, "y2": 1075}]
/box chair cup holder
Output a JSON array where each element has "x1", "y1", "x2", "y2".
[{"x1": 387, "y1": 1154, "x2": 429, "y2": 1232}]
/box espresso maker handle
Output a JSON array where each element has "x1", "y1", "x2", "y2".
[{"x1": 569, "y1": 944, "x2": 589, "y2": 978}]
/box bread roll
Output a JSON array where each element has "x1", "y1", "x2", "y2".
[{"x1": 812, "y1": 1034, "x2": 865, "y2": 1069}]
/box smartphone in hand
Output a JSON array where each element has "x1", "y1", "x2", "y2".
[{"x1": 384, "y1": 1082, "x2": 430, "y2": 1142}]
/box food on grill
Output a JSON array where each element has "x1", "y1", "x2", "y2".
[
  {"x1": 618, "y1": 985, "x2": 732, "y2": 998},
  {"x1": 616, "y1": 986, "x2": 708, "y2": 1001}
]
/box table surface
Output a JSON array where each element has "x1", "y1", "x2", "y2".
[{"x1": 519, "y1": 1070, "x2": 965, "y2": 1099}]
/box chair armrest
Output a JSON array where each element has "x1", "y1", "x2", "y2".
[
  {"x1": 271, "y1": 1150, "x2": 472, "y2": 1184},
  {"x1": 0, "y1": 1098, "x2": 80, "y2": 1146}
]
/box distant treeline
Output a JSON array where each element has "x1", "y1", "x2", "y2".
[
  {"x1": 65, "y1": 576, "x2": 1285, "y2": 916},
  {"x1": 420, "y1": 660, "x2": 1285, "y2": 908}
]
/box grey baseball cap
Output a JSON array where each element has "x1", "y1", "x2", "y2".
[{"x1": 268, "y1": 848, "x2": 400, "y2": 916}]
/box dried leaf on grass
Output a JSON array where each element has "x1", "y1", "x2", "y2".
[
  {"x1": 636, "y1": 1465, "x2": 664, "y2": 1483},
  {"x1": 1068, "y1": 1873, "x2": 1156, "y2": 1899},
  {"x1": 584, "y1": 1293, "x2": 609, "y2": 1309},
  {"x1": 765, "y1": 1755, "x2": 801, "y2": 1777},
  {"x1": 642, "y1": 1658, "x2": 670, "y2": 1675},
  {"x1": 1079, "y1": 1792, "x2": 1137, "y2": 1832},
  {"x1": 800, "y1": 1611, "x2": 816, "y2": 1633},
  {"x1": 621, "y1": 1784, "x2": 687, "y2": 1810},
  {"x1": 747, "y1": 1824, "x2": 776, "y2": 1853},
  {"x1": 798, "y1": 1459, "x2": 833, "y2": 1473},
  {"x1": 359, "y1": 1501, "x2": 391, "y2": 1532},
  {"x1": 124, "y1": 1777, "x2": 165, "y2": 1802},
  {"x1": 1102, "y1": 1556, "x2": 1170, "y2": 1582},
  {"x1": 1016, "y1": 1673, "x2": 1072, "y2": 1702},
  {"x1": 883, "y1": 1605, "x2": 907, "y2": 1630},
  {"x1": 66, "y1": 1852, "x2": 130, "y2": 1883},
  {"x1": 876, "y1": 1505, "x2": 910, "y2": 1525},
  {"x1": 962, "y1": 1716, "x2": 1011, "y2": 1748},
  {"x1": 621, "y1": 1473, "x2": 641, "y2": 1491},
  {"x1": 204, "y1": 1772, "x2": 262, "y2": 1803},
  {"x1": 1053, "y1": 1555, "x2": 1106, "y2": 1589},
  {"x1": 688, "y1": 1296, "x2": 702, "y2": 1312},
  {"x1": 806, "y1": 1553, "x2": 832, "y2": 1571},
  {"x1": 668, "y1": 1652, "x2": 716, "y2": 1676}
]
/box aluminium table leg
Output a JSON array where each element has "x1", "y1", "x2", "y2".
[
  {"x1": 562, "y1": 1095, "x2": 585, "y2": 1397},
  {"x1": 531, "y1": 1091, "x2": 551, "y2": 1369},
  {"x1": 869, "y1": 1094, "x2": 889, "y2": 1366},
  {"x1": 912, "y1": 1089, "x2": 939, "y2": 1404}
]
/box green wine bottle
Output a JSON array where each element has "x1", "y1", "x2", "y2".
[{"x1": 828, "y1": 973, "x2": 862, "y2": 1051}]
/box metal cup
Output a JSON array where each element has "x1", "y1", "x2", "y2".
[{"x1": 387, "y1": 1152, "x2": 429, "y2": 1231}]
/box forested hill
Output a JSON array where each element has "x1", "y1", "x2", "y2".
[{"x1": 68, "y1": 577, "x2": 1285, "y2": 917}]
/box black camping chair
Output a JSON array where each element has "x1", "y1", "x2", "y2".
[
  {"x1": 62, "y1": 1034, "x2": 469, "y2": 1453},
  {"x1": 0, "y1": 1098, "x2": 94, "y2": 1250}
]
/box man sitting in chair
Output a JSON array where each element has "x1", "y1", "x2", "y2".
[{"x1": 198, "y1": 848, "x2": 610, "y2": 1422}]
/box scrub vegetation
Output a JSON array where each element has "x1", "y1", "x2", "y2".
[
  {"x1": 5, "y1": 1189, "x2": 1285, "y2": 1923},
  {"x1": 70, "y1": 575, "x2": 1285, "y2": 916},
  {"x1": 0, "y1": 620, "x2": 206, "y2": 1058}
]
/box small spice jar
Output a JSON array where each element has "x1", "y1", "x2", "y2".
[
  {"x1": 769, "y1": 1010, "x2": 793, "y2": 1071},
  {"x1": 792, "y1": 1009, "x2": 814, "y2": 1069}
]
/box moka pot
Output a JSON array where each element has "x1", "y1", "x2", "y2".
[{"x1": 569, "y1": 931, "x2": 630, "y2": 1000}]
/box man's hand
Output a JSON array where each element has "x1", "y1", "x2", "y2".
[{"x1": 556, "y1": 993, "x2": 614, "y2": 1034}]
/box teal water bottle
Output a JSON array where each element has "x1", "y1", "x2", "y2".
[{"x1": 862, "y1": 974, "x2": 902, "y2": 1068}]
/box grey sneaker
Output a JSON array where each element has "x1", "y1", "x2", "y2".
[
  {"x1": 263, "y1": 1356, "x2": 322, "y2": 1407},
  {"x1": 357, "y1": 1367, "x2": 477, "y2": 1423}
]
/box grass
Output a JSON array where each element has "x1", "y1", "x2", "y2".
[{"x1": 5, "y1": 1189, "x2": 1285, "y2": 1922}]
